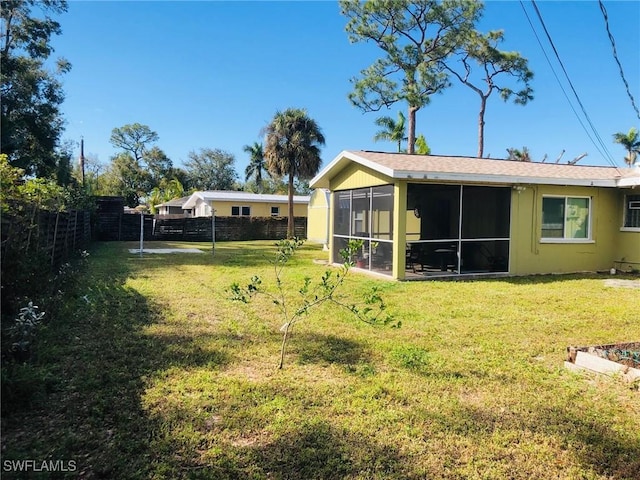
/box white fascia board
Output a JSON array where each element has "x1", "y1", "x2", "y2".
[
  {"x1": 182, "y1": 192, "x2": 204, "y2": 209},
  {"x1": 347, "y1": 151, "x2": 395, "y2": 178},
  {"x1": 268, "y1": 197, "x2": 310, "y2": 204},
  {"x1": 617, "y1": 176, "x2": 640, "y2": 187},
  {"x1": 310, "y1": 150, "x2": 349, "y2": 188},
  {"x1": 394, "y1": 171, "x2": 618, "y2": 187},
  {"x1": 187, "y1": 191, "x2": 309, "y2": 205},
  {"x1": 206, "y1": 192, "x2": 306, "y2": 201}
]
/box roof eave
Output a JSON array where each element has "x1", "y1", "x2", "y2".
[
  {"x1": 182, "y1": 192, "x2": 203, "y2": 209},
  {"x1": 617, "y1": 175, "x2": 640, "y2": 187},
  {"x1": 394, "y1": 171, "x2": 618, "y2": 187}
]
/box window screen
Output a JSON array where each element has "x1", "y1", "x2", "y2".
[
  {"x1": 624, "y1": 195, "x2": 640, "y2": 228},
  {"x1": 542, "y1": 196, "x2": 590, "y2": 239}
]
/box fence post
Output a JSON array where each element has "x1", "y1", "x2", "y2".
[
  {"x1": 64, "y1": 211, "x2": 71, "y2": 260},
  {"x1": 139, "y1": 212, "x2": 144, "y2": 257},
  {"x1": 211, "y1": 211, "x2": 216, "y2": 256},
  {"x1": 25, "y1": 205, "x2": 38, "y2": 252},
  {"x1": 51, "y1": 212, "x2": 60, "y2": 268},
  {"x1": 72, "y1": 210, "x2": 78, "y2": 250}
]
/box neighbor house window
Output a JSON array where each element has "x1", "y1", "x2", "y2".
[
  {"x1": 271, "y1": 206, "x2": 280, "y2": 216},
  {"x1": 231, "y1": 206, "x2": 251, "y2": 216},
  {"x1": 542, "y1": 196, "x2": 591, "y2": 240},
  {"x1": 624, "y1": 194, "x2": 640, "y2": 228}
]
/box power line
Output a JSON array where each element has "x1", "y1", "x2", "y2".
[
  {"x1": 518, "y1": 4, "x2": 591, "y2": 152},
  {"x1": 598, "y1": 0, "x2": 640, "y2": 120},
  {"x1": 520, "y1": 1, "x2": 617, "y2": 167},
  {"x1": 529, "y1": 0, "x2": 618, "y2": 168}
]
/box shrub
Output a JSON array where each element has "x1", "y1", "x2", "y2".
[{"x1": 7, "y1": 301, "x2": 45, "y2": 359}]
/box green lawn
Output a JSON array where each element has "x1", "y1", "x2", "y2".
[{"x1": 2, "y1": 240, "x2": 639, "y2": 479}]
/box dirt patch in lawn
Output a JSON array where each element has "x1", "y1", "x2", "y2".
[{"x1": 603, "y1": 279, "x2": 640, "y2": 289}]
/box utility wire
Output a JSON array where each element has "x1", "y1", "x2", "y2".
[
  {"x1": 598, "y1": 0, "x2": 640, "y2": 120},
  {"x1": 520, "y1": 1, "x2": 618, "y2": 167},
  {"x1": 530, "y1": 0, "x2": 618, "y2": 167},
  {"x1": 518, "y1": 3, "x2": 591, "y2": 153}
]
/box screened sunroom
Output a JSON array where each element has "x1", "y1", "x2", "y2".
[
  {"x1": 405, "y1": 184, "x2": 511, "y2": 276},
  {"x1": 332, "y1": 183, "x2": 511, "y2": 278}
]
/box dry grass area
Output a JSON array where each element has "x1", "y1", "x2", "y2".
[{"x1": 2, "y1": 240, "x2": 639, "y2": 479}]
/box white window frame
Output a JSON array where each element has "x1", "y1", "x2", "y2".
[
  {"x1": 621, "y1": 194, "x2": 640, "y2": 232},
  {"x1": 270, "y1": 206, "x2": 280, "y2": 217},
  {"x1": 231, "y1": 205, "x2": 251, "y2": 217},
  {"x1": 540, "y1": 195, "x2": 593, "y2": 243}
]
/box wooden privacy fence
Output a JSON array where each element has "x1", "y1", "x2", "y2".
[
  {"x1": 154, "y1": 216, "x2": 307, "y2": 241},
  {"x1": 95, "y1": 212, "x2": 155, "y2": 241},
  {"x1": 1, "y1": 207, "x2": 92, "y2": 269},
  {"x1": 93, "y1": 197, "x2": 307, "y2": 242},
  {"x1": 95, "y1": 214, "x2": 307, "y2": 242}
]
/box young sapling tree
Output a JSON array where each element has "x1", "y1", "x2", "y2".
[{"x1": 229, "y1": 238, "x2": 399, "y2": 369}]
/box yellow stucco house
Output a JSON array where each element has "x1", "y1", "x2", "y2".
[
  {"x1": 309, "y1": 150, "x2": 640, "y2": 280},
  {"x1": 182, "y1": 191, "x2": 310, "y2": 218}
]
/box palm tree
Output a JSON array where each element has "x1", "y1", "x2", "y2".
[
  {"x1": 164, "y1": 178, "x2": 184, "y2": 200},
  {"x1": 373, "y1": 111, "x2": 407, "y2": 152},
  {"x1": 263, "y1": 108, "x2": 325, "y2": 238},
  {"x1": 147, "y1": 178, "x2": 184, "y2": 214},
  {"x1": 613, "y1": 127, "x2": 640, "y2": 166},
  {"x1": 148, "y1": 187, "x2": 163, "y2": 214},
  {"x1": 243, "y1": 142, "x2": 267, "y2": 193},
  {"x1": 506, "y1": 147, "x2": 532, "y2": 162}
]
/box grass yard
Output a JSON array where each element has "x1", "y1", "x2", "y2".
[{"x1": 2, "y1": 240, "x2": 639, "y2": 479}]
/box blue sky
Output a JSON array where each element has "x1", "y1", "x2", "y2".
[{"x1": 51, "y1": 0, "x2": 639, "y2": 177}]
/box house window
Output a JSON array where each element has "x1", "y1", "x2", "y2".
[
  {"x1": 271, "y1": 206, "x2": 280, "y2": 216},
  {"x1": 231, "y1": 206, "x2": 251, "y2": 217},
  {"x1": 624, "y1": 194, "x2": 640, "y2": 228},
  {"x1": 542, "y1": 196, "x2": 591, "y2": 240}
]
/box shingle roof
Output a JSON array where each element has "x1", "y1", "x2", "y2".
[
  {"x1": 155, "y1": 195, "x2": 191, "y2": 208},
  {"x1": 310, "y1": 150, "x2": 640, "y2": 188}
]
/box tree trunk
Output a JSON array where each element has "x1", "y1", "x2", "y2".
[
  {"x1": 478, "y1": 97, "x2": 487, "y2": 158},
  {"x1": 279, "y1": 322, "x2": 291, "y2": 369},
  {"x1": 407, "y1": 105, "x2": 419, "y2": 154},
  {"x1": 287, "y1": 172, "x2": 295, "y2": 238}
]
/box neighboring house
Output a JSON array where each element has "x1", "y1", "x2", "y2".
[
  {"x1": 155, "y1": 196, "x2": 192, "y2": 216},
  {"x1": 182, "y1": 191, "x2": 310, "y2": 218},
  {"x1": 309, "y1": 150, "x2": 640, "y2": 280}
]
